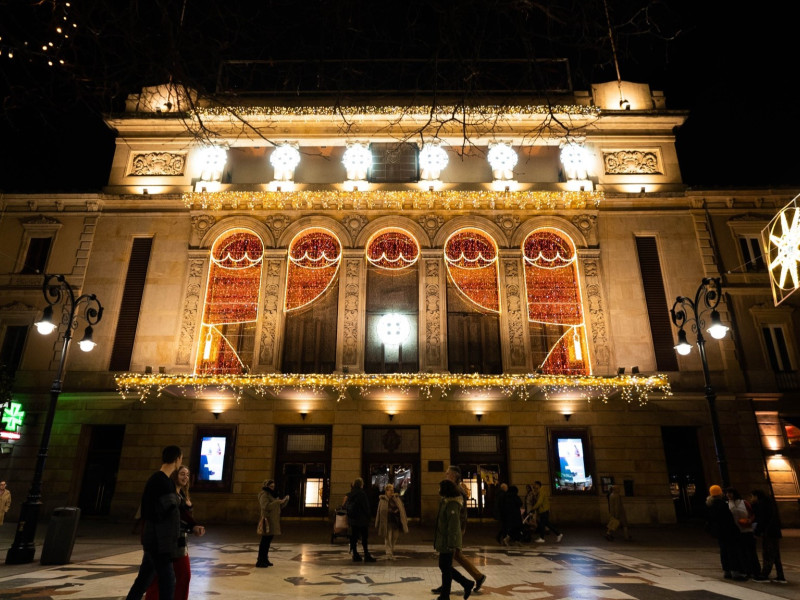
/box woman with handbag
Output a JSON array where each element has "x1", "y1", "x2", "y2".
[
  {"x1": 605, "y1": 485, "x2": 630, "y2": 541},
  {"x1": 375, "y1": 483, "x2": 408, "y2": 559},
  {"x1": 256, "y1": 479, "x2": 289, "y2": 568}
]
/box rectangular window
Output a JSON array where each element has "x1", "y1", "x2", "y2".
[
  {"x1": 304, "y1": 478, "x2": 324, "y2": 508},
  {"x1": 20, "y1": 237, "x2": 52, "y2": 274},
  {"x1": 191, "y1": 425, "x2": 237, "y2": 492},
  {"x1": 762, "y1": 325, "x2": 794, "y2": 371},
  {"x1": 109, "y1": 238, "x2": 153, "y2": 371},
  {"x1": 0, "y1": 325, "x2": 28, "y2": 377},
  {"x1": 635, "y1": 236, "x2": 679, "y2": 371},
  {"x1": 739, "y1": 236, "x2": 766, "y2": 272},
  {"x1": 548, "y1": 427, "x2": 595, "y2": 494},
  {"x1": 368, "y1": 142, "x2": 419, "y2": 183}
]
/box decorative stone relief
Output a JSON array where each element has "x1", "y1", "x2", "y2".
[
  {"x1": 86, "y1": 200, "x2": 100, "y2": 212},
  {"x1": 176, "y1": 258, "x2": 205, "y2": 365},
  {"x1": 494, "y1": 214, "x2": 520, "y2": 237},
  {"x1": 342, "y1": 213, "x2": 368, "y2": 239},
  {"x1": 502, "y1": 259, "x2": 527, "y2": 368},
  {"x1": 424, "y1": 259, "x2": 442, "y2": 366},
  {"x1": 128, "y1": 152, "x2": 187, "y2": 176},
  {"x1": 571, "y1": 214, "x2": 597, "y2": 246},
  {"x1": 342, "y1": 258, "x2": 362, "y2": 366},
  {"x1": 258, "y1": 259, "x2": 284, "y2": 367},
  {"x1": 265, "y1": 214, "x2": 292, "y2": 238},
  {"x1": 21, "y1": 215, "x2": 60, "y2": 226},
  {"x1": 0, "y1": 301, "x2": 38, "y2": 312},
  {"x1": 603, "y1": 150, "x2": 662, "y2": 174},
  {"x1": 580, "y1": 257, "x2": 610, "y2": 367},
  {"x1": 418, "y1": 213, "x2": 444, "y2": 242},
  {"x1": 190, "y1": 215, "x2": 216, "y2": 246}
]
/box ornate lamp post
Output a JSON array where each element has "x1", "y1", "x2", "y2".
[
  {"x1": 670, "y1": 277, "x2": 731, "y2": 488},
  {"x1": 6, "y1": 275, "x2": 103, "y2": 564}
]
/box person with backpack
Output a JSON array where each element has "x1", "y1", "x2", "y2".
[
  {"x1": 345, "y1": 477, "x2": 375, "y2": 562},
  {"x1": 726, "y1": 487, "x2": 763, "y2": 581}
]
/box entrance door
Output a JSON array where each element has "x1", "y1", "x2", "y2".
[
  {"x1": 78, "y1": 425, "x2": 125, "y2": 516},
  {"x1": 662, "y1": 426, "x2": 706, "y2": 520},
  {"x1": 362, "y1": 427, "x2": 420, "y2": 517},
  {"x1": 275, "y1": 427, "x2": 332, "y2": 517},
  {"x1": 450, "y1": 427, "x2": 508, "y2": 520}
]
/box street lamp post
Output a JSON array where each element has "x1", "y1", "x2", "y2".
[
  {"x1": 670, "y1": 277, "x2": 731, "y2": 489},
  {"x1": 6, "y1": 274, "x2": 103, "y2": 564}
]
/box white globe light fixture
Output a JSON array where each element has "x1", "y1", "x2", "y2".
[
  {"x1": 560, "y1": 142, "x2": 589, "y2": 181},
  {"x1": 270, "y1": 143, "x2": 301, "y2": 182},
  {"x1": 487, "y1": 142, "x2": 517, "y2": 181},
  {"x1": 419, "y1": 142, "x2": 449, "y2": 181},
  {"x1": 342, "y1": 142, "x2": 372, "y2": 181},
  {"x1": 377, "y1": 313, "x2": 411, "y2": 347},
  {"x1": 198, "y1": 145, "x2": 228, "y2": 182}
]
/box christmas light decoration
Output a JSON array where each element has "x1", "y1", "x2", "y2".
[
  {"x1": 445, "y1": 229, "x2": 500, "y2": 313},
  {"x1": 487, "y1": 142, "x2": 517, "y2": 181},
  {"x1": 183, "y1": 189, "x2": 603, "y2": 211},
  {"x1": 194, "y1": 104, "x2": 600, "y2": 118},
  {"x1": 560, "y1": 142, "x2": 590, "y2": 180},
  {"x1": 419, "y1": 142, "x2": 449, "y2": 180},
  {"x1": 342, "y1": 142, "x2": 372, "y2": 181},
  {"x1": 269, "y1": 143, "x2": 301, "y2": 181},
  {"x1": 285, "y1": 228, "x2": 342, "y2": 311},
  {"x1": 115, "y1": 371, "x2": 671, "y2": 407},
  {"x1": 523, "y1": 229, "x2": 589, "y2": 375},
  {"x1": 198, "y1": 145, "x2": 228, "y2": 182},
  {"x1": 366, "y1": 229, "x2": 420, "y2": 270},
  {"x1": 196, "y1": 230, "x2": 264, "y2": 375},
  {"x1": 763, "y1": 194, "x2": 800, "y2": 306}
]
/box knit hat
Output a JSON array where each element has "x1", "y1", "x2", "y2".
[{"x1": 709, "y1": 484, "x2": 723, "y2": 497}]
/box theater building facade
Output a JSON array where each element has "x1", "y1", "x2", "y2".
[{"x1": 1, "y1": 81, "x2": 799, "y2": 526}]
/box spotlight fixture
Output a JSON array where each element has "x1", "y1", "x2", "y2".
[
  {"x1": 617, "y1": 367, "x2": 625, "y2": 375},
  {"x1": 475, "y1": 412, "x2": 483, "y2": 422},
  {"x1": 387, "y1": 413, "x2": 395, "y2": 422},
  {"x1": 631, "y1": 366, "x2": 639, "y2": 375},
  {"x1": 563, "y1": 412, "x2": 572, "y2": 422},
  {"x1": 300, "y1": 412, "x2": 308, "y2": 421},
  {"x1": 211, "y1": 410, "x2": 222, "y2": 420}
]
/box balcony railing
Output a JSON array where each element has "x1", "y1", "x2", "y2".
[{"x1": 776, "y1": 370, "x2": 800, "y2": 392}]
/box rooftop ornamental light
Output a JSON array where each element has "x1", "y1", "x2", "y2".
[
  {"x1": 269, "y1": 143, "x2": 301, "y2": 182},
  {"x1": 560, "y1": 142, "x2": 590, "y2": 181},
  {"x1": 419, "y1": 141, "x2": 449, "y2": 181},
  {"x1": 342, "y1": 142, "x2": 372, "y2": 181},
  {"x1": 198, "y1": 145, "x2": 228, "y2": 182},
  {"x1": 487, "y1": 142, "x2": 517, "y2": 181}
]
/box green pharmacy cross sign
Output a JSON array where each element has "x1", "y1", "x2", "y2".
[{"x1": 0, "y1": 401, "x2": 25, "y2": 440}]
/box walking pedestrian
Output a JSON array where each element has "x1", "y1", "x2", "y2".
[
  {"x1": 432, "y1": 479, "x2": 474, "y2": 600},
  {"x1": 125, "y1": 445, "x2": 183, "y2": 600},
  {"x1": 493, "y1": 482, "x2": 508, "y2": 544},
  {"x1": 530, "y1": 480, "x2": 563, "y2": 543},
  {"x1": 375, "y1": 483, "x2": 408, "y2": 559},
  {"x1": 749, "y1": 489, "x2": 786, "y2": 583},
  {"x1": 726, "y1": 487, "x2": 763, "y2": 580},
  {"x1": 705, "y1": 484, "x2": 745, "y2": 580},
  {"x1": 345, "y1": 477, "x2": 375, "y2": 562},
  {"x1": 256, "y1": 479, "x2": 290, "y2": 567},
  {"x1": 500, "y1": 485, "x2": 524, "y2": 545},
  {"x1": 0, "y1": 481, "x2": 10, "y2": 525},
  {"x1": 145, "y1": 465, "x2": 206, "y2": 600},
  {"x1": 604, "y1": 484, "x2": 630, "y2": 541}
]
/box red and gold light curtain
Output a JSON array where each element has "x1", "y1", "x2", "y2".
[
  {"x1": 285, "y1": 228, "x2": 342, "y2": 311},
  {"x1": 196, "y1": 230, "x2": 264, "y2": 374},
  {"x1": 445, "y1": 229, "x2": 500, "y2": 312},
  {"x1": 523, "y1": 229, "x2": 590, "y2": 375},
  {"x1": 366, "y1": 228, "x2": 419, "y2": 270}
]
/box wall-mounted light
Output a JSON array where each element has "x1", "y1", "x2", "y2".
[
  {"x1": 620, "y1": 98, "x2": 631, "y2": 110},
  {"x1": 640, "y1": 186, "x2": 646, "y2": 194},
  {"x1": 270, "y1": 143, "x2": 301, "y2": 182},
  {"x1": 475, "y1": 412, "x2": 483, "y2": 422},
  {"x1": 617, "y1": 367, "x2": 625, "y2": 375},
  {"x1": 560, "y1": 142, "x2": 589, "y2": 181},
  {"x1": 562, "y1": 412, "x2": 572, "y2": 422},
  {"x1": 300, "y1": 412, "x2": 308, "y2": 421},
  {"x1": 342, "y1": 142, "x2": 372, "y2": 181},
  {"x1": 198, "y1": 145, "x2": 228, "y2": 182},
  {"x1": 377, "y1": 313, "x2": 411, "y2": 347},
  {"x1": 419, "y1": 141, "x2": 449, "y2": 181},
  {"x1": 487, "y1": 142, "x2": 517, "y2": 181},
  {"x1": 211, "y1": 410, "x2": 222, "y2": 420},
  {"x1": 387, "y1": 412, "x2": 395, "y2": 422}
]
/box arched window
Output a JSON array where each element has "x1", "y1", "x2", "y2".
[
  {"x1": 284, "y1": 228, "x2": 342, "y2": 312},
  {"x1": 444, "y1": 228, "x2": 500, "y2": 313},
  {"x1": 523, "y1": 229, "x2": 589, "y2": 375},
  {"x1": 196, "y1": 229, "x2": 264, "y2": 374}
]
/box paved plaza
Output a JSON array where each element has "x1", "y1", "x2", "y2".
[{"x1": 0, "y1": 520, "x2": 797, "y2": 600}]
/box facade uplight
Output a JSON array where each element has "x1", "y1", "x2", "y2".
[{"x1": 377, "y1": 313, "x2": 411, "y2": 346}]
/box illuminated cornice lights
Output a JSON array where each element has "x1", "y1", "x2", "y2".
[
  {"x1": 198, "y1": 145, "x2": 228, "y2": 182},
  {"x1": 342, "y1": 142, "x2": 372, "y2": 181},
  {"x1": 378, "y1": 313, "x2": 411, "y2": 346},
  {"x1": 115, "y1": 372, "x2": 671, "y2": 406},
  {"x1": 487, "y1": 142, "x2": 518, "y2": 181},
  {"x1": 270, "y1": 143, "x2": 301, "y2": 181},
  {"x1": 419, "y1": 142, "x2": 449, "y2": 181},
  {"x1": 560, "y1": 142, "x2": 590, "y2": 181},
  {"x1": 183, "y1": 189, "x2": 603, "y2": 211},
  {"x1": 194, "y1": 104, "x2": 600, "y2": 118}
]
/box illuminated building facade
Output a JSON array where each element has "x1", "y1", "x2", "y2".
[{"x1": 1, "y1": 80, "x2": 798, "y2": 526}]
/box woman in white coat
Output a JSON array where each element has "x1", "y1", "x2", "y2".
[{"x1": 375, "y1": 483, "x2": 409, "y2": 559}]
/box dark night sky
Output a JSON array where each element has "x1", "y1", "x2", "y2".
[{"x1": 0, "y1": 1, "x2": 797, "y2": 193}]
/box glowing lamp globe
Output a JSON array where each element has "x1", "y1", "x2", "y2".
[
  {"x1": 377, "y1": 313, "x2": 411, "y2": 346},
  {"x1": 342, "y1": 143, "x2": 372, "y2": 180},
  {"x1": 198, "y1": 145, "x2": 228, "y2": 182},
  {"x1": 419, "y1": 142, "x2": 449, "y2": 180},
  {"x1": 270, "y1": 144, "x2": 301, "y2": 181}
]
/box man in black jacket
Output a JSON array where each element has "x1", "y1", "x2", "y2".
[
  {"x1": 126, "y1": 445, "x2": 183, "y2": 600},
  {"x1": 345, "y1": 477, "x2": 375, "y2": 562}
]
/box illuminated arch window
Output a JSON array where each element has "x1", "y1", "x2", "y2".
[
  {"x1": 285, "y1": 228, "x2": 342, "y2": 312},
  {"x1": 523, "y1": 229, "x2": 589, "y2": 375},
  {"x1": 196, "y1": 229, "x2": 264, "y2": 374},
  {"x1": 445, "y1": 229, "x2": 500, "y2": 313},
  {"x1": 366, "y1": 228, "x2": 420, "y2": 270}
]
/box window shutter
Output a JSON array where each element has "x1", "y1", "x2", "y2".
[
  {"x1": 109, "y1": 238, "x2": 153, "y2": 371},
  {"x1": 635, "y1": 237, "x2": 679, "y2": 371}
]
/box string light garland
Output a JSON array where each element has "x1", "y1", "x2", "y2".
[
  {"x1": 193, "y1": 104, "x2": 600, "y2": 118},
  {"x1": 1, "y1": 1, "x2": 76, "y2": 67},
  {"x1": 366, "y1": 229, "x2": 420, "y2": 269},
  {"x1": 115, "y1": 371, "x2": 671, "y2": 406},
  {"x1": 182, "y1": 190, "x2": 603, "y2": 211},
  {"x1": 445, "y1": 229, "x2": 500, "y2": 312},
  {"x1": 285, "y1": 228, "x2": 342, "y2": 311}
]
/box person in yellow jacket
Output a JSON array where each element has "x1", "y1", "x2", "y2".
[{"x1": 530, "y1": 481, "x2": 563, "y2": 543}]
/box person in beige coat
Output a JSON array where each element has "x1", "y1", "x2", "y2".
[
  {"x1": 375, "y1": 483, "x2": 408, "y2": 559},
  {"x1": 256, "y1": 479, "x2": 289, "y2": 568},
  {"x1": 0, "y1": 481, "x2": 10, "y2": 525}
]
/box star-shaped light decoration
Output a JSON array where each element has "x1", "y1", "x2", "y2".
[{"x1": 763, "y1": 195, "x2": 800, "y2": 306}]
